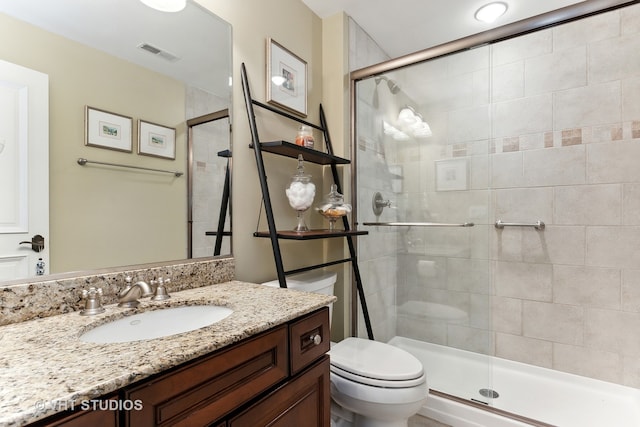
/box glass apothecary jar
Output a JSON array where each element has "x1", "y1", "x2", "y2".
[
  {"x1": 285, "y1": 155, "x2": 315, "y2": 231},
  {"x1": 317, "y1": 184, "x2": 351, "y2": 231}
]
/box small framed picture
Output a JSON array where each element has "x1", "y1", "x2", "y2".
[
  {"x1": 266, "y1": 38, "x2": 307, "y2": 117},
  {"x1": 435, "y1": 158, "x2": 468, "y2": 191},
  {"x1": 137, "y1": 120, "x2": 176, "y2": 160},
  {"x1": 85, "y1": 106, "x2": 132, "y2": 152}
]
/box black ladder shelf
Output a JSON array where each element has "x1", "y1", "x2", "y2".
[
  {"x1": 240, "y1": 63, "x2": 374, "y2": 340},
  {"x1": 204, "y1": 149, "x2": 232, "y2": 256}
]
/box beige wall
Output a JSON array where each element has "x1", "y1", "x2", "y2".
[{"x1": 0, "y1": 14, "x2": 187, "y2": 272}]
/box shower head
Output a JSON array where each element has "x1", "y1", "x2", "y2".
[
  {"x1": 375, "y1": 76, "x2": 401, "y2": 95},
  {"x1": 387, "y1": 78, "x2": 401, "y2": 94}
]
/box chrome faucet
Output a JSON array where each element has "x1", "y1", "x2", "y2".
[{"x1": 118, "y1": 276, "x2": 155, "y2": 308}]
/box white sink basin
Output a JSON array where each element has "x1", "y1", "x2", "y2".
[{"x1": 79, "y1": 305, "x2": 233, "y2": 344}]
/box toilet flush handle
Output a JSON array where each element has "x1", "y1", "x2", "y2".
[{"x1": 310, "y1": 334, "x2": 322, "y2": 345}]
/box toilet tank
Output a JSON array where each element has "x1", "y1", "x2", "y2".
[{"x1": 262, "y1": 270, "x2": 337, "y2": 323}]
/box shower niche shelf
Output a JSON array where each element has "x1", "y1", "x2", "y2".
[{"x1": 241, "y1": 63, "x2": 374, "y2": 340}]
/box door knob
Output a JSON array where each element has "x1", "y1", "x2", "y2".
[{"x1": 19, "y1": 234, "x2": 45, "y2": 253}]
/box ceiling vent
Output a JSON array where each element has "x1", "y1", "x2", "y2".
[{"x1": 137, "y1": 43, "x2": 180, "y2": 62}]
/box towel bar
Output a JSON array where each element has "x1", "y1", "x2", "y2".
[{"x1": 494, "y1": 220, "x2": 545, "y2": 230}]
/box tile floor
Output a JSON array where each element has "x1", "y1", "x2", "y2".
[{"x1": 408, "y1": 414, "x2": 451, "y2": 427}]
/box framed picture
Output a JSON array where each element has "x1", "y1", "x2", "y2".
[
  {"x1": 266, "y1": 38, "x2": 307, "y2": 117},
  {"x1": 435, "y1": 158, "x2": 468, "y2": 191},
  {"x1": 85, "y1": 106, "x2": 132, "y2": 152},
  {"x1": 137, "y1": 120, "x2": 176, "y2": 160}
]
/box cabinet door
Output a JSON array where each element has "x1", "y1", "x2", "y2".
[
  {"x1": 228, "y1": 356, "x2": 330, "y2": 427},
  {"x1": 124, "y1": 326, "x2": 288, "y2": 426}
]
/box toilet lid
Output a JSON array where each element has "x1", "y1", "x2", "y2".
[{"x1": 329, "y1": 337, "x2": 424, "y2": 382}]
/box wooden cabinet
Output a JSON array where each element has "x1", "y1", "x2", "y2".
[
  {"x1": 31, "y1": 308, "x2": 330, "y2": 427},
  {"x1": 128, "y1": 307, "x2": 330, "y2": 426}
]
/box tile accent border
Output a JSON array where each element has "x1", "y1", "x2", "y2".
[{"x1": 488, "y1": 120, "x2": 640, "y2": 155}]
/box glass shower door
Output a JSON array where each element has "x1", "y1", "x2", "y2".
[{"x1": 354, "y1": 47, "x2": 493, "y2": 403}]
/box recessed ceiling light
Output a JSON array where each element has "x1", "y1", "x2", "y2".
[
  {"x1": 139, "y1": 0, "x2": 186, "y2": 12},
  {"x1": 475, "y1": 2, "x2": 508, "y2": 23}
]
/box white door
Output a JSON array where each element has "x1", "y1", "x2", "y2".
[{"x1": 0, "y1": 59, "x2": 49, "y2": 280}]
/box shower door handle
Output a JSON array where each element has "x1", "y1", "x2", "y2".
[
  {"x1": 494, "y1": 220, "x2": 545, "y2": 230},
  {"x1": 363, "y1": 222, "x2": 474, "y2": 227}
]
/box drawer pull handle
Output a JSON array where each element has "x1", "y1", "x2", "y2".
[{"x1": 310, "y1": 334, "x2": 322, "y2": 345}]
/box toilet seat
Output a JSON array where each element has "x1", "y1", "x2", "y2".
[
  {"x1": 331, "y1": 364, "x2": 426, "y2": 388},
  {"x1": 329, "y1": 337, "x2": 425, "y2": 388}
]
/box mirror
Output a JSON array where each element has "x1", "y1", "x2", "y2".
[
  {"x1": 188, "y1": 109, "x2": 232, "y2": 258},
  {"x1": 0, "y1": 0, "x2": 232, "y2": 284}
]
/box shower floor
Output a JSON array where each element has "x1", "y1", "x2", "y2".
[{"x1": 389, "y1": 336, "x2": 640, "y2": 427}]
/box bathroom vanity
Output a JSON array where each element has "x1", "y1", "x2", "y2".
[{"x1": 0, "y1": 281, "x2": 334, "y2": 427}]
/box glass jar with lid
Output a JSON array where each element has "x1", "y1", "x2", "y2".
[
  {"x1": 285, "y1": 155, "x2": 315, "y2": 231},
  {"x1": 316, "y1": 184, "x2": 351, "y2": 231}
]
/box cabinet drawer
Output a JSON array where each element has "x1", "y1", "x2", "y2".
[
  {"x1": 289, "y1": 307, "x2": 330, "y2": 375},
  {"x1": 124, "y1": 325, "x2": 288, "y2": 426}
]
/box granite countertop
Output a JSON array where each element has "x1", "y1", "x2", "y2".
[{"x1": 0, "y1": 281, "x2": 336, "y2": 427}]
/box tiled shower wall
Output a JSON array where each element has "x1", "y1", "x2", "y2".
[
  {"x1": 488, "y1": 5, "x2": 640, "y2": 387},
  {"x1": 356, "y1": 3, "x2": 640, "y2": 388},
  {"x1": 348, "y1": 18, "x2": 401, "y2": 340}
]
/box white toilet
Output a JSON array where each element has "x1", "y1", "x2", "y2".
[
  {"x1": 263, "y1": 271, "x2": 428, "y2": 427},
  {"x1": 330, "y1": 337, "x2": 428, "y2": 427},
  {"x1": 262, "y1": 270, "x2": 338, "y2": 322}
]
